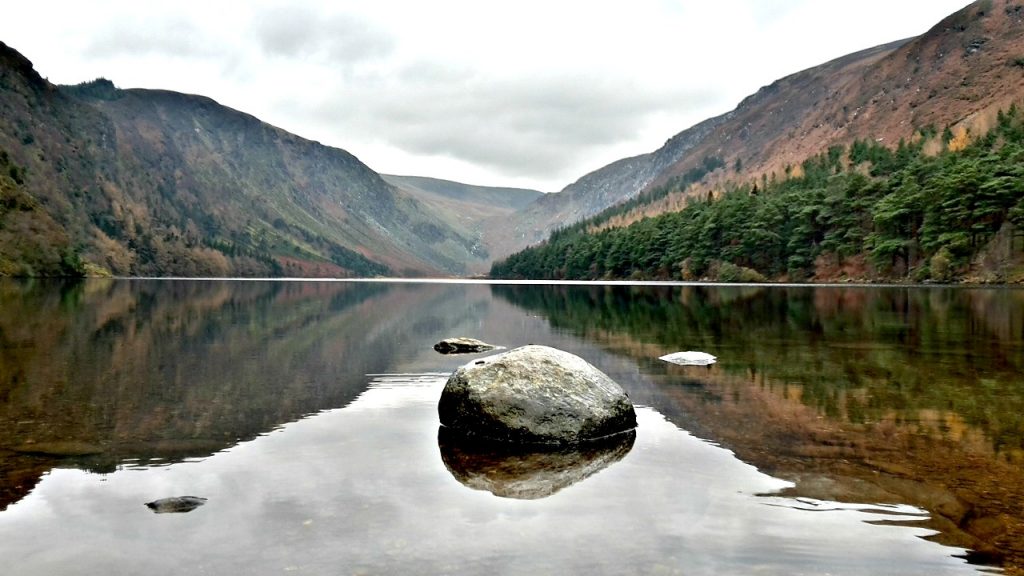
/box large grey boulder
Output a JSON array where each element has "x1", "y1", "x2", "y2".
[{"x1": 437, "y1": 345, "x2": 637, "y2": 444}]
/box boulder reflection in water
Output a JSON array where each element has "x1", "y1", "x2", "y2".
[{"x1": 437, "y1": 426, "x2": 635, "y2": 500}]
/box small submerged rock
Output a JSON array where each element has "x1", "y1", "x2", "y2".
[
  {"x1": 433, "y1": 337, "x2": 498, "y2": 355},
  {"x1": 438, "y1": 344, "x2": 637, "y2": 444},
  {"x1": 659, "y1": 351, "x2": 717, "y2": 366},
  {"x1": 145, "y1": 496, "x2": 207, "y2": 514}
]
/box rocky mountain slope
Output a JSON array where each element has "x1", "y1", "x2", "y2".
[
  {"x1": 489, "y1": 0, "x2": 1024, "y2": 258},
  {"x1": 643, "y1": 0, "x2": 1024, "y2": 212},
  {"x1": 0, "y1": 42, "x2": 493, "y2": 277}
]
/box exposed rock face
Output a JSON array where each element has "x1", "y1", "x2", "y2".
[
  {"x1": 438, "y1": 426, "x2": 635, "y2": 499},
  {"x1": 437, "y1": 345, "x2": 637, "y2": 444},
  {"x1": 433, "y1": 337, "x2": 498, "y2": 354}
]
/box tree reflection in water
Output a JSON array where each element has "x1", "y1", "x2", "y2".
[{"x1": 492, "y1": 282, "x2": 1024, "y2": 568}]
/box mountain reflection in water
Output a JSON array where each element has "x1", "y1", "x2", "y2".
[
  {"x1": 0, "y1": 279, "x2": 1014, "y2": 575},
  {"x1": 494, "y1": 282, "x2": 1024, "y2": 569}
]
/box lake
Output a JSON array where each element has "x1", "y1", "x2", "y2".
[{"x1": 0, "y1": 279, "x2": 1021, "y2": 575}]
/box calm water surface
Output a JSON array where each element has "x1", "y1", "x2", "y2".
[{"x1": 0, "y1": 279, "x2": 1020, "y2": 575}]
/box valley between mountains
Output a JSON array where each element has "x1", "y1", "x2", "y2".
[{"x1": 2, "y1": 0, "x2": 1023, "y2": 281}]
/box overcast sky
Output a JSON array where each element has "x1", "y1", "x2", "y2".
[{"x1": 4, "y1": 1, "x2": 972, "y2": 191}]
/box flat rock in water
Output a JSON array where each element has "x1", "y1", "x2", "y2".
[
  {"x1": 659, "y1": 351, "x2": 717, "y2": 366},
  {"x1": 145, "y1": 496, "x2": 207, "y2": 514},
  {"x1": 438, "y1": 345, "x2": 637, "y2": 444},
  {"x1": 433, "y1": 337, "x2": 498, "y2": 354}
]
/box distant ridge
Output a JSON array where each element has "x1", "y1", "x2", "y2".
[{"x1": 382, "y1": 174, "x2": 542, "y2": 211}]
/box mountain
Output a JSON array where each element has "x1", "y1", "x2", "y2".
[
  {"x1": 5, "y1": 1, "x2": 1021, "y2": 278},
  {"x1": 491, "y1": 0, "x2": 1024, "y2": 283},
  {"x1": 382, "y1": 175, "x2": 542, "y2": 274},
  {"x1": 0, "y1": 41, "x2": 492, "y2": 277},
  {"x1": 632, "y1": 0, "x2": 1024, "y2": 215},
  {"x1": 483, "y1": 115, "x2": 729, "y2": 257},
  {"x1": 490, "y1": 0, "x2": 1024, "y2": 259},
  {"x1": 382, "y1": 175, "x2": 541, "y2": 211}
]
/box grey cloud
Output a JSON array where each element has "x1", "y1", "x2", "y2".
[
  {"x1": 321, "y1": 68, "x2": 720, "y2": 183},
  {"x1": 396, "y1": 61, "x2": 475, "y2": 87},
  {"x1": 84, "y1": 17, "x2": 216, "y2": 59},
  {"x1": 748, "y1": 0, "x2": 808, "y2": 23},
  {"x1": 253, "y1": 7, "x2": 394, "y2": 66}
]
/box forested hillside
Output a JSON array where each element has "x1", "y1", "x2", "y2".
[
  {"x1": 491, "y1": 105, "x2": 1024, "y2": 283},
  {"x1": 0, "y1": 150, "x2": 85, "y2": 276}
]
